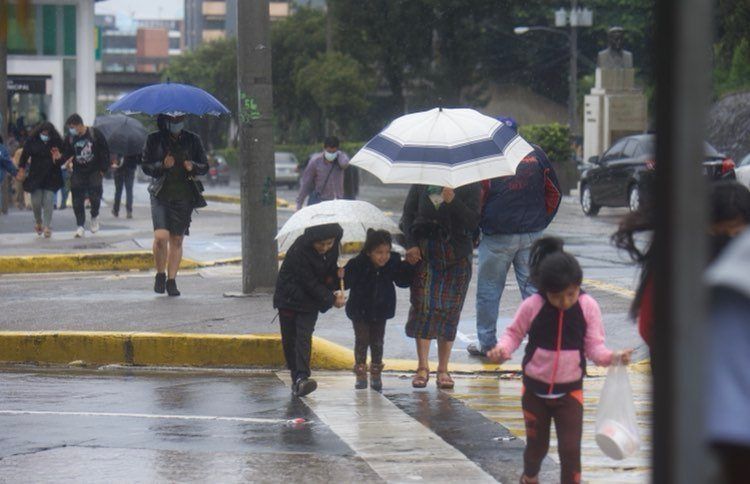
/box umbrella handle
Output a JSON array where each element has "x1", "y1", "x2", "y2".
[{"x1": 339, "y1": 277, "x2": 345, "y2": 293}]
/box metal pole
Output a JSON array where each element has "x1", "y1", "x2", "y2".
[
  {"x1": 652, "y1": 0, "x2": 714, "y2": 481},
  {"x1": 568, "y1": 0, "x2": 578, "y2": 137},
  {"x1": 235, "y1": 0, "x2": 278, "y2": 294},
  {"x1": 0, "y1": 14, "x2": 8, "y2": 138}
]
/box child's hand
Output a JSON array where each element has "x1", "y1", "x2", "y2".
[
  {"x1": 486, "y1": 346, "x2": 509, "y2": 364},
  {"x1": 405, "y1": 247, "x2": 422, "y2": 265},
  {"x1": 614, "y1": 348, "x2": 634, "y2": 365},
  {"x1": 337, "y1": 267, "x2": 345, "y2": 279},
  {"x1": 333, "y1": 290, "x2": 346, "y2": 308}
]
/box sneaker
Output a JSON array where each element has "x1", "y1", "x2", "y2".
[
  {"x1": 43, "y1": 227, "x2": 52, "y2": 239},
  {"x1": 126, "y1": 211, "x2": 133, "y2": 219},
  {"x1": 294, "y1": 378, "x2": 317, "y2": 397},
  {"x1": 111, "y1": 208, "x2": 119, "y2": 218},
  {"x1": 90, "y1": 217, "x2": 100, "y2": 233},
  {"x1": 154, "y1": 272, "x2": 166, "y2": 294},
  {"x1": 74, "y1": 226, "x2": 85, "y2": 238},
  {"x1": 166, "y1": 278, "x2": 181, "y2": 296},
  {"x1": 34, "y1": 223, "x2": 43, "y2": 235},
  {"x1": 466, "y1": 343, "x2": 487, "y2": 357}
]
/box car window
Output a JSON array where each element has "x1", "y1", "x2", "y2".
[
  {"x1": 622, "y1": 140, "x2": 638, "y2": 158},
  {"x1": 601, "y1": 138, "x2": 629, "y2": 163},
  {"x1": 740, "y1": 154, "x2": 750, "y2": 167},
  {"x1": 703, "y1": 142, "x2": 722, "y2": 157},
  {"x1": 275, "y1": 152, "x2": 295, "y2": 164}
]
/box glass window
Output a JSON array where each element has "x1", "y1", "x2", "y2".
[
  {"x1": 602, "y1": 138, "x2": 629, "y2": 163},
  {"x1": 63, "y1": 5, "x2": 77, "y2": 56},
  {"x1": 7, "y1": 5, "x2": 37, "y2": 55},
  {"x1": 42, "y1": 5, "x2": 58, "y2": 55},
  {"x1": 622, "y1": 140, "x2": 638, "y2": 158}
]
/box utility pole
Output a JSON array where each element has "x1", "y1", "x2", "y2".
[
  {"x1": 1, "y1": 10, "x2": 8, "y2": 138},
  {"x1": 235, "y1": 0, "x2": 278, "y2": 294},
  {"x1": 568, "y1": 0, "x2": 578, "y2": 138}
]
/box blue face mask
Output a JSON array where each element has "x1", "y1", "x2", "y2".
[
  {"x1": 324, "y1": 150, "x2": 338, "y2": 162},
  {"x1": 40, "y1": 134, "x2": 50, "y2": 143},
  {"x1": 68, "y1": 127, "x2": 77, "y2": 137},
  {"x1": 168, "y1": 121, "x2": 184, "y2": 135}
]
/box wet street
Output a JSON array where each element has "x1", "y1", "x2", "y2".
[{"x1": 0, "y1": 367, "x2": 650, "y2": 483}]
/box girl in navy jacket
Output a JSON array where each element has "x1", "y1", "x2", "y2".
[{"x1": 343, "y1": 229, "x2": 414, "y2": 390}]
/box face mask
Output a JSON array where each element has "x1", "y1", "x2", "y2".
[
  {"x1": 324, "y1": 151, "x2": 338, "y2": 162},
  {"x1": 68, "y1": 128, "x2": 77, "y2": 137},
  {"x1": 168, "y1": 121, "x2": 184, "y2": 134},
  {"x1": 40, "y1": 134, "x2": 50, "y2": 143}
]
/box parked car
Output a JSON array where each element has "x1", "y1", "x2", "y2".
[
  {"x1": 275, "y1": 151, "x2": 300, "y2": 189},
  {"x1": 735, "y1": 153, "x2": 750, "y2": 190},
  {"x1": 579, "y1": 134, "x2": 735, "y2": 215},
  {"x1": 204, "y1": 154, "x2": 231, "y2": 186}
]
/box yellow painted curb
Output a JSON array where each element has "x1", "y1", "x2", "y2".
[
  {"x1": 203, "y1": 194, "x2": 290, "y2": 208},
  {"x1": 0, "y1": 252, "x2": 201, "y2": 274},
  {"x1": 0, "y1": 331, "x2": 649, "y2": 374}
]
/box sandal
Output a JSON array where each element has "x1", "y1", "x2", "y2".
[
  {"x1": 436, "y1": 371, "x2": 454, "y2": 390},
  {"x1": 412, "y1": 367, "x2": 429, "y2": 388},
  {"x1": 34, "y1": 223, "x2": 43, "y2": 235}
]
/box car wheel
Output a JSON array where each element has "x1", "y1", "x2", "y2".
[
  {"x1": 581, "y1": 184, "x2": 600, "y2": 216},
  {"x1": 628, "y1": 185, "x2": 640, "y2": 212}
]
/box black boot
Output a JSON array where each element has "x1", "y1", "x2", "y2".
[
  {"x1": 154, "y1": 272, "x2": 166, "y2": 294},
  {"x1": 354, "y1": 364, "x2": 368, "y2": 389},
  {"x1": 166, "y1": 278, "x2": 180, "y2": 296},
  {"x1": 370, "y1": 363, "x2": 384, "y2": 391}
]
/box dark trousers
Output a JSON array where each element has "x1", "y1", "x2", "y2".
[
  {"x1": 279, "y1": 309, "x2": 318, "y2": 382},
  {"x1": 113, "y1": 168, "x2": 135, "y2": 214},
  {"x1": 352, "y1": 319, "x2": 386, "y2": 365},
  {"x1": 71, "y1": 172, "x2": 103, "y2": 227},
  {"x1": 522, "y1": 388, "x2": 583, "y2": 484}
]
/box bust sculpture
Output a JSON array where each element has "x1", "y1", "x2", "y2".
[{"x1": 597, "y1": 26, "x2": 633, "y2": 69}]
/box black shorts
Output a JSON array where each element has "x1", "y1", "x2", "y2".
[{"x1": 151, "y1": 195, "x2": 192, "y2": 236}]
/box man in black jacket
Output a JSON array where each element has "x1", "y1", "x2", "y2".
[{"x1": 63, "y1": 113, "x2": 110, "y2": 238}]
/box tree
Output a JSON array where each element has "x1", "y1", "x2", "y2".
[{"x1": 295, "y1": 52, "x2": 373, "y2": 138}]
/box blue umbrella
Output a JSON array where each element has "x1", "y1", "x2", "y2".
[{"x1": 107, "y1": 82, "x2": 230, "y2": 117}]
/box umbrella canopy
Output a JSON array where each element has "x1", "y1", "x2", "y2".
[
  {"x1": 107, "y1": 82, "x2": 230, "y2": 117},
  {"x1": 93, "y1": 114, "x2": 147, "y2": 156},
  {"x1": 350, "y1": 107, "x2": 534, "y2": 188},
  {"x1": 276, "y1": 200, "x2": 401, "y2": 254}
]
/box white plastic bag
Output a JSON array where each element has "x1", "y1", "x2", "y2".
[{"x1": 595, "y1": 363, "x2": 641, "y2": 460}]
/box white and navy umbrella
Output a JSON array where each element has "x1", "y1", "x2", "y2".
[{"x1": 350, "y1": 108, "x2": 534, "y2": 188}]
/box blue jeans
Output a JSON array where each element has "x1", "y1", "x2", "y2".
[{"x1": 475, "y1": 231, "x2": 542, "y2": 351}]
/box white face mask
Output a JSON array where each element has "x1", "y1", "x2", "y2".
[
  {"x1": 324, "y1": 151, "x2": 338, "y2": 162},
  {"x1": 68, "y1": 128, "x2": 77, "y2": 137}
]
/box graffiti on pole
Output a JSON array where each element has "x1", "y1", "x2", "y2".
[{"x1": 239, "y1": 92, "x2": 261, "y2": 126}]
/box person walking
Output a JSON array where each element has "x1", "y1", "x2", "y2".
[
  {"x1": 112, "y1": 153, "x2": 140, "y2": 218},
  {"x1": 296, "y1": 136, "x2": 350, "y2": 209},
  {"x1": 469, "y1": 121, "x2": 561, "y2": 357},
  {"x1": 400, "y1": 183, "x2": 481, "y2": 389},
  {"x1": 273, "y1": 223, "x2": 346, "y2": 397},
  {"x1": 63, "y1": 114, "x2": 110, "y2": 238},
  {"x1": 487, "y1": 237, "x2": 632, "y2": 484},
  {"x1": 141, "y1": 114, "x2": 208, "y2": 297},
  {"x1": 341, "y1": 229, "x2": 414, "y2": 390},
  {"x1": 16, "y1": 122, "x2": 65, "y2": 238},
  {"x1": 0, "y1": 137, "x2": 19, "y2": 214}
]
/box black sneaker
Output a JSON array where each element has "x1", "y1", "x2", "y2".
[
  {"x1": 294, "y1": 378, "x2": 317, "y2": 397},
  {"x1": 466, "y1": 343, "x2": 487, "y2": 357},
  {"x1": 154, "y1": 272, "x2": 166, "y2": 294},
  {"x1": 166, "y1": 279, "x2": 181, "y2": 296}
]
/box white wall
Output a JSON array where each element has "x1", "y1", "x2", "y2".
[{"x1": 7, "y1": 57, "x2": 65, "y2": 130}]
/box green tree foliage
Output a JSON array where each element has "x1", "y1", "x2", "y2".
[
  {"x1": 295, "y1": 52, "x2": 374, "y2": 138},
  {"x1": 519, "y1": 123, "x2": 572, "y2": 163}
]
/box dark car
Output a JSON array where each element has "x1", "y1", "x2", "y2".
[{"x1": 579, "y1": 134, "x2": 735, "y2": 215}]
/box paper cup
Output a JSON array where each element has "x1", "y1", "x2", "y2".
[{"x1": 596, "y1": 419, "x2": 639, "y2": 460}]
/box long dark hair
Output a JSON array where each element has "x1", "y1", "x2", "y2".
[
  {"x1": 29, "y1": 121, "x2": 63, "y2": 146},
  {"x1": 529, "y1": 237, "x2": 583, "y2": 293},
  {"x1": 611, "y1": 209, "x2": 654, "y2": 319},
  {"x1": 363, "y1": 229, "x2": 392, "y2": 254}
]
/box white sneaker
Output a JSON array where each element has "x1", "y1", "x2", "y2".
[
  {"x1": 75, "y1": 226, "x2": 85, "y2": 238},
  {"x1": 90, "y1": 217, "x2": 100, "y2": 233}
]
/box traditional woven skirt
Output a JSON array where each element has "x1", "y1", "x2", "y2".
[{"x1": 405, "y1": 238, "x2": 472, "y2": 341}]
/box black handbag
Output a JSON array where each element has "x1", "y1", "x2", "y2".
[{"x1": 190, "y1": 177, "x2": 207, "y2": 208}]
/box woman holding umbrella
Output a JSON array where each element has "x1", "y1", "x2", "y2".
[
  {"x1": 141, "y1": 114, "x2": 208, "y2": 296},
  {"x1": 401, "y1": 183, "x2": 481, "y2": 388}
]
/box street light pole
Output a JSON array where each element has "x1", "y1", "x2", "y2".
[{"x1": 569, "y1": 0, "x2": 578, "y2": 137}]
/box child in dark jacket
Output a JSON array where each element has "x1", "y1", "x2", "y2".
[
  {"x1": 342, "y1": 229, "x2": 414, "y2": 390},
  {"x1": 487, "y1": 237, "x2": 632, "y2": 484},
  {"x1": 273, "y1": 223, "x2": 346, "y2": 397}
]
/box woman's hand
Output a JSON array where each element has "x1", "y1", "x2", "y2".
[
  {"x1": 442, "y1": 187, "x2": 455, "y2": 204},
  {"x1": 184, "y1": 160, "x2": 194, "y2": 172},
  {"x1": 164, "y1": 154, "x2": 175, "y2": 168},
  {"x1": 614, "y1": 348, "x2": 634, "y2": 365},
  {"x1": 486, "y1": 346, "x2": 509, "y2": 364},
  {"x1": 405, "y1": 246, "x2": 422, "y2": 265},
  {"x1": 50, "y1": 147, "x2": 61, "y2": 161}
]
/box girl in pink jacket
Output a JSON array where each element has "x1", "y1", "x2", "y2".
[{"x1": 487, "y1": 237, "x2": 632, "y2": 484}]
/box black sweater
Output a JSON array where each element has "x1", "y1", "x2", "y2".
[
  {"x1": 18, "y1": 136, "x2": 65, "y2": 192},
  {"x1": 343, "y1": 252, "x2": 413, "y2": 322}
]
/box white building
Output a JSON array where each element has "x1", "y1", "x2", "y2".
[{"x1": 6, "y1": 0, "x2": 97, "y2": 132}]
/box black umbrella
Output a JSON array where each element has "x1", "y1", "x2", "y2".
[{"x1": 93, "y1": 114, "x2": 148, "y2": 156}]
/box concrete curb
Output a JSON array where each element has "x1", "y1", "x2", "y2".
[{"x1": 0, "y1": 331, "x2": 648, "y2": 374}]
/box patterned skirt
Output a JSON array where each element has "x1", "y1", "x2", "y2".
[{"x1": 405, "y1": 238, "x2": 472, "y2": 341}]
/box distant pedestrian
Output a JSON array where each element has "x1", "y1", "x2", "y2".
[
  {"x1": 400, "y1": 183, "x2": 481, "y2": 389},
  {"x1": 16, "y1": 122, "x2": 65, "y2": 238},
  {"x1": 112, "y1": 153, "x2": 140, "y2": 219},
  {"x1": 341, "y1": 229, "x2": 414, "y2": 390},
  {"x1": 142, "y1": 114, "x2": 208, "y2": 297},
  {"x1": 11, "y1": 148, "x2": 30, "y2": 210},
  {"x1": 63, "y1": 114, "x2": 110, "y2": 238},
  {"x1": 54, "y1": 164, "x2": 70, "y2": 210},
  {"x1": 274, "y1": 223, "x2": 346, "y2": 397},
  {"x1": 487, "y1": 237, "x2": 632, "y2": 484},
  {"x1": 296, "y1": 136, "x2": 350, "y2": 209},
  {"x1": 0, "y1": 137, "x2": 19, "y2": 214},
  {"x1": 469, "y1": 121, "x2": 561, "y2": 357}
]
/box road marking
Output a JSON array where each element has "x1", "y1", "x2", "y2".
[
  {"x1": 0, "y1": 410, "x2": 294, "y2": 425},
  {"x1": 583, "y1": 278, "x2": 636, "y2": 299}
]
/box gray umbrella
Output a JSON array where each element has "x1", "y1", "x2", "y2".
[{"x1": 93, "y1": 114, "x2": 148, "y2": 156}]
